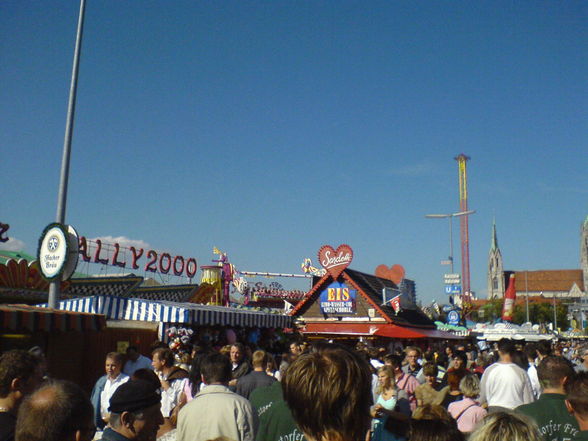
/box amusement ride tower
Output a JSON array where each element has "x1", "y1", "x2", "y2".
[{"x1": 455, "y1": 154, "x2": 471, "y2": 298}]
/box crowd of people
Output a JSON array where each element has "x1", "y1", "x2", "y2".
[{"x1": 2, "y1": 337, "x2": 588, "y2": 441}]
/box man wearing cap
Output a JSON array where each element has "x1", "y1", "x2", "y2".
[
  {"x1": 177, "y1": 353, "x2": 257, "y2": 441},
  {"x1": 99, "y1": 380, "x2": 164, "y2": 441}
]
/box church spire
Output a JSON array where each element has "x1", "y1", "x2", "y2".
[
  {"x1": 491, "y1": 217, "x2": 499, "y2": 251},
  {"x1": 487, "y1": 217, "x2": 505, "y2": 299}
]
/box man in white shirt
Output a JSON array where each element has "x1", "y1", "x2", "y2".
[
  {"x1": 480, "y1": 338, "x2": 534, "y2": 412},
  {"x1": 524, "y1": 343, "x2": 541, "y2": 399},
  {"x1": 152, "y1": 348, "x2": 188, "y2": 418},
  {"x1": 123, "y1": 346, "x2": 153, "y2": 376},
  {"x1": 90, "y1": 352, "x2": 129, "y2": 430}
]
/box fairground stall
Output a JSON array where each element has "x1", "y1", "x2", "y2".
[
  {"x1": 1, "y1": 246, "x2": 294, "y2": 390},
  {"x1": 289, "y1": 245, "x2": 462, "y2": 349},
  {"x1": 471, "y1": 322, "x2": 554, "y2": 343},
  {"x1": 0, "y1": 303, "x2": 106, "y2": 389}
]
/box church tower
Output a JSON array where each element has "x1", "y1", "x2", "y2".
[
  {"x1": 582, "y1": 215, "x2": 588, "y2": 295},
  {"x1": 487, "y1": 219, "x2": 505, "y2": 299}
]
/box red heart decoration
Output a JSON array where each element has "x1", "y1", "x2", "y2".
[
  {"x1": 318, "y1": 244, "x2": 353, "y2": 280},
  {"x1": 375, "y1": 264, "x2": 405, "y2": 285}
]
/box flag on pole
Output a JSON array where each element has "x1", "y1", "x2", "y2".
[
  {"x1": 502, "y1": 274, "x2": 516, "y2": 321},
  {"x1": 390, "y1": 295, "x2": 401, "y2": 314}
]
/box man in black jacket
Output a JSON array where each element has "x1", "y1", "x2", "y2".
[
  {"x1": 228, "y1": 343, "x2": 251, "y2": 388},
  {"x1": 236, "y1": 350, "x2": 276, "y2": 399}
]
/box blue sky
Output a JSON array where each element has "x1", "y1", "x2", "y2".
[{"x1": 2, "y1": 1, "x2": 587, "y2": 305}]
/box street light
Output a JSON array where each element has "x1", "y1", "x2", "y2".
[
  {"x1": 48, "y1": 0, "x2": 86, "y2": 308},
  {"x1": 425, "y1": 210, "x2": 476, "y2": 274}
]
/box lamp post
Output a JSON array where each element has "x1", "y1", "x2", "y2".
[
  {"x1": 553, "y1": 292, "x2": 558, "y2": 331},
  {"x1": 48, "y1": 0, "x2": 86, "y2": 308},
  {"x1": 525, "y1": 271, "x2": 529, "y2": 323},
  {"x1": 425, "y1": 211, "x2": 476, "y2": 274}
]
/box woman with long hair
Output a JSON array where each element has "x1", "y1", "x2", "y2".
[{"x1": 370, "y1": 366, "x2": 410, "y2": 441}]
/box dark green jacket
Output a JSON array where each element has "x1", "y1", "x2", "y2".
[
  {"x1": 573, "y1": 431, "x2": 588, "y2": 441},
  {"x1": 249, "y1": 381, "x2": 306, "y2": 441},
  {"x1": 516, "y1": 393, "x2": 579, "y2": 441}
]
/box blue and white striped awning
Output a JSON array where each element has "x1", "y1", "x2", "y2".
[{"x1": 39, "y1": 295, "x2": 293, "y2": 328}]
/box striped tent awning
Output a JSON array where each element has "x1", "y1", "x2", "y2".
[
  {"x1": 0, "y1": 304, "x2": 106, "y2": 332},
  {"x1": 40, "y1": 296, "x2": 293, "y2": 329}
]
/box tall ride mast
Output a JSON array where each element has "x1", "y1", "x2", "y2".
[{"x1": 455, "y1": 154, "x2": 471, "y2": 298}]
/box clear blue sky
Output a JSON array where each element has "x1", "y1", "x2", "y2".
[{"x1": 2, "y1": 1, "x2": 587, "y2": 305}]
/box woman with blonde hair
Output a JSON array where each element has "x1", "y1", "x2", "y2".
[
  {"x1": 370, "y1": 366, "x2": 410, "y2": 441},
  {"x1": 469, "y1": 412, "x2": 542, "y2": 441},
  {"x1": 447, "y1": 374, "x2": 487, "y2": 434}
]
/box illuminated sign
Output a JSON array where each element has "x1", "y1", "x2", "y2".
[
  {"x1": 37, "y1": 223, "x2": 79, "y2": 281},
  {"x1": 319, "y1": 281, "x2": 356, "y2": 315},
  {"x1": 78, "y1": 236, "x2": 198, "y2": 278},
  {"x1": 447, "y1": 310, "x2": 460, "y2": 326},
  {"x1": 318, "y1": 244, "x2": 353, "y2": 279}
]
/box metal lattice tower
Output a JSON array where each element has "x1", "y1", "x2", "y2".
[{"x1": 455, "y1": 154, "x2": 471, "y2": 297}]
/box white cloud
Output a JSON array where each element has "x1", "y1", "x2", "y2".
[
  {"x1": 0, "y1": 237, "x2": 26, "y2": 252},
  {"x1": 89, "y1": 236, "x2": 151, "y2": 250}
]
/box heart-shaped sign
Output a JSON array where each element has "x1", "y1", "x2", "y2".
[
  {"x1": 318, "y1": 244, "x2": 353, "y2": 280},
  {"x1": 375, "y1": 264, "x2": 405, "y2": 285}
]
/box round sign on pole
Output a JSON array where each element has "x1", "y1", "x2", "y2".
[
  {"x1": 62, "y1": 225, "x2": 80, "y2": 280},
  {"x1": 447, "y1": 310, "x2": 460, "y2": 326},
  {"x1": 37, "y1": 223, "x2": 70, "y2": 281}
]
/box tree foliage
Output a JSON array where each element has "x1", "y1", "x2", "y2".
[{"x1": 471, "y1": 298, "x2": 569, "y2": 330}]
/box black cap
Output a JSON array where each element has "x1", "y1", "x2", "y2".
[{"x1": 109, "y1": 380, "x2": 161, "y2": 413}]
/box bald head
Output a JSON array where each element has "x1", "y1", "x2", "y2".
[{"x1": 16, "y1": 380, "x2": 94, "y2": 441}]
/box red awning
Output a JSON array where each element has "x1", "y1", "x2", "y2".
[
  {"x1": 0, "y1": 304, "x2": 106, "y2": 333},
  {"x1": 373, "y1": 325, "x2": 431, "y2": 339},
  {"x1": 303, "y1": 322, "x2": 429, "y2": 339},
  {"x1": 304, "y1": 322, "x2": 379, "y2": 336}
]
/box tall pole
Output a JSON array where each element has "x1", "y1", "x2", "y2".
[
  {"x1": 455, "y1": 154, "x2": 471, "y2": 298},
  {"x1": 582, "y1": 295, "x2": 585, "y2": 332},
  {"x1": 48, "y1": 0, "x2": 86, "y2": 309},
  {"x1": 448, "y1": 217, "x2": 454, "y2": 274},
  {"x1": 525, "y1": 271, "x2": 530, "y2": 322},
  {"x1": 553, "y1": 293, "x2": 558, "y2": 331},
  {"x1": 425, "y1": 210, "x2": 475, "y2": 294}
]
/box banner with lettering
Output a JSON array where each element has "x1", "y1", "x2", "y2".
[
  {"x1": 318, "y1": 244, "x2": 353, "y2": 280},
  {"x1": 319, "y1": 281, "x2": 357, "y2": 316}
]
